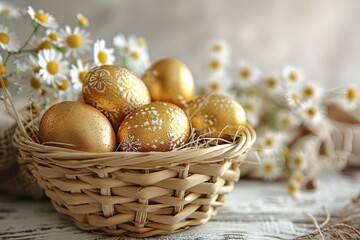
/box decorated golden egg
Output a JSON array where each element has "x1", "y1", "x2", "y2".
[
  {"x1": 185, "y1": 94, "x2": 246, "y2": 139},
  {"x1": 39, "y1": 101, "x2": 116, "y2": 152},
  {"x1": 143, "y1": 58, "x2": 194, "y2": 107},
  {"x1": 82, "y1": 65, "x2": 151, "y2": 130},
  {"x1": 117, "y1": 102, "x2": 191, "y2": 152}
]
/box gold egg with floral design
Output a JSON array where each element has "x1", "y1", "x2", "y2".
[
  {"x1": 185, "y1": 93, "x2": 247, "y2": 140},
  {"x1": 117, "y1": 102, "x2": 191, "y2": 152},
  {"x1": 82, "y1": 65, "x2": 151, "y2": 130}
]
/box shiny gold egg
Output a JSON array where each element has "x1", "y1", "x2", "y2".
[
  {"x1": 143, "y1": 58, "x2": 195, "y2": 107},
  {"x1": 117, "y1": 102, "x2": 191, "y2": 152},
  {"x1": 39, "y1": 101, "x2": 116, "y2": 152},
  {"x1": 83, "y1": 65, "x2": 151, "y2": 130},
  {"x1": 185, "y1": 94, "x2": 247, "y2": 139}
]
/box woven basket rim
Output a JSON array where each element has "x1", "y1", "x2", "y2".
[{"x1": 13, "y1": 118, "x2": 256, "y2": 169}]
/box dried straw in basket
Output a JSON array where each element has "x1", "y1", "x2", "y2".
[
  {"x1": 13, "y1": 116, "x2": 255, "y2": 237},
  {"x1": 0, "y1": 124, "x2": 17, "y2": 176}
]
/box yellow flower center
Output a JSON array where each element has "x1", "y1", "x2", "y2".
[
  {"x1": 137, "y1": 37, "x2": 145, "y2": 47},
  {"x1": 46, "y1": 61, "x2": 60, "y2": 75},
  {"x1": 210, "y1": 82, "x2": 220, "y2": 91},
  {"x1": 304, "y1": 86, "x2": 315, "y2": 98},
  {"x1": 97, "y1": 51, "x2": 108, "y2": 64},
  {"x1": 294, "y1": 156, "x2": 304, "y2": 167},
  {"x1": 0, "y1": 32, "x2": 10, "y2": 45},
  {"x1": 29, "y1": 77, "x2": 42, "y2": 89},
  {"x1": 1, "y1": 8, "x2": 10, "y2": 16},
  {"x1": 291, "y1": 94, "x2": 299, "y2": 104},
  {"x1": 288, "y1": 183, "x2": 298, "y2": 194},
  {"x1": 67, "y1": 34, "x2": 83, "y2": 48},
  {"x1": 35, "y1": 12, "x2": 48, "y2": 24},
  {"x1": 347, "y1": 87, "x2": 358, "y2": 102},
  {"x1": 78, "y1": 14, "x2": 89, "y2": 27},
  {"x1": 293, "y1": 173, "x2": 303, "y2": 183},
  {"x1": 263, "y1": 163, "x2": 274, "y2": 173},
  {"x1": 244, "y1": 103, "x2": 254, "y2": 112},
  {"x1": 32, "y1": 65, "x2": 41, "y2": 73},
  {"x1": 48, "y1": 32, "x2": 58, "y2": 41},
  {"x1": 131, "y1": 51, "x2": 141, "y2": 60},
  {"x1": 40, "y1": 88, "x2": 46, "y2": 96},
  {"x1": 57, "y1": 79, "x2": 70, "y2": 91},
  {"x1": 37, "y1": 40, "x2": 53, "y2": 51},
  {"x1": 78, "y1": 71, "x2": 88, "y2": 83},
  {"x1": 213, "y1": 43, "x2": 223, "y2": 53},
  {"x1": 306, "y1": 107, "x2": 317, "y2": 118},
  {"x1": 210, "y1": 59, "x2": 221, "y2": 70},
  {"x1": 266, "y1": 77, "x2": 278, "y2": 88},
  {"x1": 282, "y1": 117, "x2": 292, "y2": 127},
  {"x1": 265, "y1": 138, "x2": 274, "y2": 147},
  {"x1": 247, "y1": 87, "x2": 257, "y2": 96},
  {"x1": 0, "y1": 77, "x2": 10, "y2": 88},
  {"x1": 123, "y1": 44, "x2": 130, "y2": 52},
  {"x1": 0, "y1": 64, "x2": 7, "y2": 74},
  {"x1": 289, "y1": 71, "x2": 299, "y2": 82},
  {"x1": 240, "y1": 68, "x2": 251, "y2": 79}
]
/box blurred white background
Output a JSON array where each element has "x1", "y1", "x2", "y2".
[{"x1": 5, "y1": 0, "x2": 360, "y2": 88}]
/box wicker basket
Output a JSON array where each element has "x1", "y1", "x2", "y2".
[
  {"x1": 13, "y1": 118, "x2": 255, "y2": 237},
  {"x1": 0, "y1": 123, "x2": 44, "y2": 199}
]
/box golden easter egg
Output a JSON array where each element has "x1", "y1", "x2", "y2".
[
  {"x1": 82, "y1": 65, "x2": 151, "y2": 130},
  {"x1": 185, "y1": 94, "x2": 247, "y2": 139},
  {"x1": 117, "y1": 102, "x2": 191, "y2": 152},
  {"x1": 143, "y1": 58, "x2": 195, "y2": 107},
  {"x1": 39, "y1": 101, "x2": 116, "y2": 152}
]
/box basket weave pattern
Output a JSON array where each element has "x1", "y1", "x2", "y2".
[
  {"x1": 14, "y1": 120, "x2": 255, "y2": 237},
  {"x1": 0, "y1": 124, "x2": 17, "y2": 177}
]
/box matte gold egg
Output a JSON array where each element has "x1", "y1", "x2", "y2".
[
  {"x1": 143, "y1": 58, "x2": 195, "y2": 107},
  {"x1": 83, "y1": 65, "x2": 151, "y2": 130},
  {"x1": 117, "y1": 102, "x2": 191, "y2": 152},
  {"x1": 185, "y1": 94, "x2": 247, "y2": 139},
  {"x1": 39, "y1": 101, "x2": 116, "y2": 152}
]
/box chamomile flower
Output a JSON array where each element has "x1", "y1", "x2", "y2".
[
  {"x1": 69, "y1": 59, "x2": 92, "y2": 92},
  {"x1": 38, "y1": 49, "x2": 69, "y2": 86},
  {"x1": 93, "y1": 39, "x2": 115, "y2": 65},
  {"x1": 77, "y1": 13, "x2": 89, "y2": 27},
  {"x1": 128, "y1": 35, "x2": 148, "y2": 50},
  {"x1": 27, "y1": 6, "x2": 58, "y2": 29},
  {"x1": 15, "y1": 54, "x2": 40, "y2": 73},
  {"x1": 0, "y1": 54, "x2": 6, "y2": 74},
  {"x1": 282, "y1": 66, "x2": 304, "y2": 88},
  {"x1": 205, "y1": 76, "x2": 232, "y2": 95},
  {"x1": 284, "y1": 87, "x2": 303, "y2": 109},
  {"x1": 0, "y1": 75, "x2": 21, "y2": 98},
  {"x1": 300, "y1": 101, "x2": 324, "y2": 124},
  {"x1": 257, "y1": 156, "x2": 282, "y2": 180},
  {"x1": 291, "y1": 171, "x2": 304, "y2": 184},
  {"x1": 288, "y1": 180, "x2": 300, "y2": 195},
  {"x1": 235, "y1": 61, "x2": 261, "y2": 88},
  {"x1": 0, "y1": 2, "x2": 21, "y2": 19},
  {"x1": 113, "y1": 33, "x2": 129, "y2": 55},
  {"x1": 257, "y1": 130, "x2": 284, "y2": 153},
  {"x1": 345, "y1": 86, "x2": 358, "y2": 109},
  {"x1": 0, "y1": 25, "x2": 20, "y2": 51},
  {"x1": 29, "y1": 36, "x2": 53, "y2": 51},
  {"x1": 238, "y1": 96, "x2": 262, "y2": 127},
  {"x1": 209, "y1": 39, "x2": 230, "y2": 61},
  {"x1": 278, "y1": 110, "x2": 299, "y2": 130},
  {"x1": 126, "y1": 45, "x2": 150, "y2": 76},
  {"x1": 58, "y1": 26, "x2": 92, "y2": 58},
  {"x1": 288, "y1": 151, "x2": 308, "y2": 171},
  {"x1": 46, "y1": 29, "x2": 59, "y2": 43},
  {"x1": 262, "y1": 74, "x2": 282, "y2": 95},
  {"x1": 209, "y1": 55, "x2": 227, "y2": 75},
  {"x1": 302, "y1": 83, "x2": 322, "y2": 101}
]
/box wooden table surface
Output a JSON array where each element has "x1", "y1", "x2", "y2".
[{"x1": 1, "y1": 171, "x2": 359, "y2": 240}]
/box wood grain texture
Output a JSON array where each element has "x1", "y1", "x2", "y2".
[{"x1": 0, "y1": 171, "x2": 359, "y2": 240}]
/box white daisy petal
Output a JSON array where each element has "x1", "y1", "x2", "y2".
[
  {"x1": 27, "y1": 6, "x2": 58, "y2": 29},
  {"x1": 93, "y1": 39, "x2": 115, "y2": 66},
  {"x1": 0, "y1": 25, "x2": 20, "y2": 51}
]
